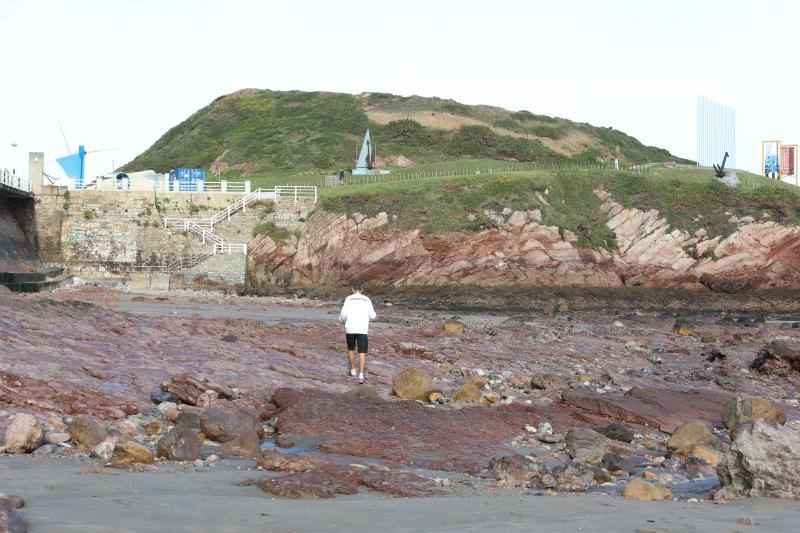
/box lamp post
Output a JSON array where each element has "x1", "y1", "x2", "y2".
[{"x1": 10, "y1": 142, "x2": 19, "y2": 187}]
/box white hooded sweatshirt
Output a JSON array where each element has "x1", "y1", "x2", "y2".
[{"x1": 338, "y1": 293, "x2": 377, "y2": 334}]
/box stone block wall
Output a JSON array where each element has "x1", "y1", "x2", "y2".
[
  {"x1": 33, "y1": 191, "x2": 266, "y2": 276},
  {"x1": 181, "y1": 254, "x2": 247, "y2": 285}
]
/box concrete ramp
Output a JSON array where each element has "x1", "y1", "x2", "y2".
[
  {"x1": 128, "y1": 273, "x2": 170, "y2": 294},
  {"x1": 0, "y1": 196, "x2": 40, "y2": 272}
]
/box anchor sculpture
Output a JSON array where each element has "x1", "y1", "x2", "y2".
[{"x1": 713, "y1": 152, "x2": 729, "y2": 178}]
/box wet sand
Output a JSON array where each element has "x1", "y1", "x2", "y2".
[{"x1": 2, "y1": 455, "x2": 799, "y2": 532}]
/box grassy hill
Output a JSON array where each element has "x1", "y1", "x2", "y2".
[{"x1": 122, "y1": 89, "x2": 690, "y2": 176}]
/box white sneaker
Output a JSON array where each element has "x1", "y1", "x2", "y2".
[
  {"x1": 358, "y1": 373, "x2": 365, "y2": 384},
  {"x1": 349, "y1": 368, "x2": 357, "y2": 379}
]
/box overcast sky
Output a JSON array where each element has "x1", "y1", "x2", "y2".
[{"x1": 1, "y1": 0, "x2": 798, "y2": 181}]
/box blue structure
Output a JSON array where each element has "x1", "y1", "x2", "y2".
[
  {"x1": 56, "y1": 145, "x2": 87, "y2": 189},
  {"x1": 352, "y1": 130, "x2": 390, "y2": 176},
  {"x1": 169, "y1": 168, "x2": 206, "y2": 191}
]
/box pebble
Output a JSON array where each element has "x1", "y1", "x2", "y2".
[
  {"x1": 45, "y1": 432, "x2": 71, "y2": 445},
  {"x1": 157, "y1": 402, "x2": 178, "y2": 414},
  {"x1": 32, "y1": 444, "x2": 58, "y2": 455}
]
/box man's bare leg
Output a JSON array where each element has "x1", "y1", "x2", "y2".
[
  {"x1": 359, "y1": 353, "x2": 366, "y2": 375},
  {"x1": 348, "y1": 350, "x2": 356, "y2": 372}
]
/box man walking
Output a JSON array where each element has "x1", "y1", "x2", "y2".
[{"x1": 338, "y1": 280, "x2": 376, "y2": 384}]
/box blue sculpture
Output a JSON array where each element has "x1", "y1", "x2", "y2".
[
  {"x1": 56, "y1": 145, "x2": 87, "y2": 189},
  {"x1": 352, "y1": 130, "x2": 390, "y2": 176}
]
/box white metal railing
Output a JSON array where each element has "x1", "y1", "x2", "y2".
[
  {"x1": 213, "y1": 243, "x2": 248, "y2": 255},
  {"x1": 91, "y1": 177, "x2": 253, "y2": 194},
  {"x1": 204, "y1": 181, "x2": 249, "y2": 193},
  {"x1": 1, "y1": 168, "x2": 30, "y2": 193},
  {"x1": 128, "y1": 252, "x2": 214, "y2": 274},
  {"x1": 160, "y1": 185, "x2": 314, "y2": 258},
  {"x1": 275, "y1": 185, "x2": 317, "y2": 204},
  {"x1": 179, "y1": 219, "x2": 224, "y2": 246}
]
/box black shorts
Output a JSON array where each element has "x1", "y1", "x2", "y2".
[{"x1": 346, "y1": 333, "x2": 368, "y2": 354}]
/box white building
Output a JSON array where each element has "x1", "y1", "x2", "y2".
[{"x1": 696, "y1": 95, "x2": 736, "y2": 168}]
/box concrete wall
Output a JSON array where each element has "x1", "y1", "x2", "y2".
[
  {"x1": 34, "y1": 190, "x2": 271, "y2": 277},
  {"x1": 181, "y1": 254, "x2": 247, "y2": 285}
]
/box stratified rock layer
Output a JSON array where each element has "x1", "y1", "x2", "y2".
[{"x1": 249, "y1": 198, "x2": 800, "y2": 290}]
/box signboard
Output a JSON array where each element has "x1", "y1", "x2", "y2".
[
  {"x1": 762, "y1": 140, "x2": 781, "y2": 178},
  {"x1": 781, "y1": 144, "x2": 797, "y2": 184}
]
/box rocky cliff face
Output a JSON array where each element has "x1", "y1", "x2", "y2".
[{"x1": 248, "y1": 190, "x2": 800, "y2": 291}]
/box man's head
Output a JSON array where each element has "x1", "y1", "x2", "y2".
[{"x1": 351, "y1": 280, "x2": 363, "y2": 293}]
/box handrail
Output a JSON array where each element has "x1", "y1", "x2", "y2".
[
  {"x1": 161, "y1": 185, "x2": 314, "y2": 257},
  {"x1": 1, "y1": 168, "x2": 30, "y2": 193}
]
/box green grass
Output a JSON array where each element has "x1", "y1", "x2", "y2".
[
  {"x1": 122, "y1": 89, "x2": 687, "y2": 177},
  {"x1": 316, "y1": 165, "x2": 800, "y2": 248},
  {"x1": 252, "y1": 221, "x2": 290, "y2": 240},
  {"x1": 602, "y1": 165, "x2": 800, "y2": 237},
  {"x1": 320, "y1": 170, "x2": 615, "y2": 248}
]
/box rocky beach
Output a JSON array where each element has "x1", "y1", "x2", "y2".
[{"x1": 2, "y1": 285, "x2": 800, "y2": 531}]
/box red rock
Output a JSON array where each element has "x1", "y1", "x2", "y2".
[
  {"x1": 751, "y1": 340, "x2": 800, "y2": 375},
  {"x1": 242, "y1": 463, "x2": 439, "y2": 498},
  {"x1": 156, "y1": 426, "x2": 203, "y2": 461},
  {"x1": 270, "y1": 387, "x2": 602, "y2": 471},
  {"x1": 200, "y1": 407, "x2": 263, "y2": 442},
  {"x1": 563, "y1": 386, "x2": 730, "y2": 433},
  {"x1": 0, "y1": 494, "x2": 27, "y2": 533},
  {"x1": 219, "y1": 430, "x2": 262, "y2": 458},
  {"x1": 257, "y1": 450, "x2": 312, "y2": 473},
  {"x1": 166, "y1": 374, "x2": 237, "y2": 406}
]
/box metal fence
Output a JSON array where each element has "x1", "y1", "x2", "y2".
[
  {"x1": 260, "y1": 161, "x2": 653, "y2": 190},
  {"x1": 1, "y1": 168, "x2": 30, "y2": 193}
]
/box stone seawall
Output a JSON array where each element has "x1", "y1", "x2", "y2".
[
  {"x1": 181, "y1": 254, "x2": 247, "y2": 285},
  {"x1": 34, "y1": 191, "x2": 263, "y2": 277}
]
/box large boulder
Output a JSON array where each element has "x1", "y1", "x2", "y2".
[
  {"x1": 67, "y1": 415, "x2": 108, "y2": 452},
  {"x1": 443, "y1": 318, "x2": 465, "y2": 333},
  {"x1": 666, "y1": 420, "x2": 720, "y2": 456},
  {"x1": 750, "y1": 340, "x2": 800, "y2": 375},
  {"x1": 108, "y1": 441, "x2": 154, "y2": 468},
  {"x1": 622, "y1": 478, "x2": 672, "y2": 500},
  {"x1": 593, "y1": 423, "x2": 634, "y2": 443},
  {"x1": 490, "y1": 454, "x2": 544, "y2": 482},
  {"x1": 554, "y1": 461, "x2": 597, "y2": 492},
  {"x1": 174, "y1": 410, "x2": 202, "y2": 432},
  {"x1": 721, "y1": 395, "x2": 785, "y2": 436},
  {"x1": 453, "y1": 383, "x2": 482, "y2": 402},
  {"x1": 156, "y1": 426, "x2": 203, "y2": 461},
  {"x1": 716, "y1": 420, "x2": 800, "y2": 499},
  {"x1": 529, "y1": 373, "x2": 569, "y2": 391},
  {"x1": 218, "y1": 430, "x2": 261, "y2": 458},
  {"x1": 165, "y1": 373, "x2": 237, "y2": 406},
  {"x1": 392, "y1": 368, "x2": 431, "y2": 401},
  {"x1": 0, "y1": 494, "x2": 27, "y2": 533},
  {"x1": 4, "y1": 413, "x2": 43, "y2": 454},
  {"x1": 199, "y1": 408, "x2": 261, "y2": 443},
  {"x1": 565, "y1": 428, "x2": 607, "y2": 465}
]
